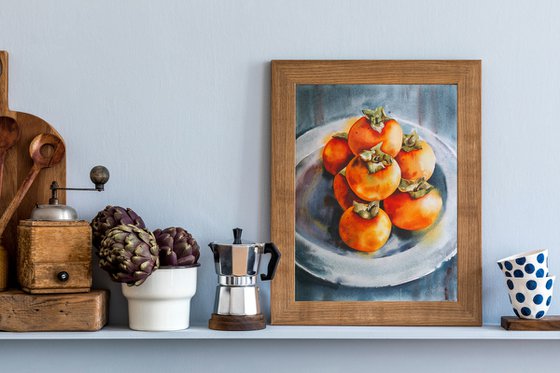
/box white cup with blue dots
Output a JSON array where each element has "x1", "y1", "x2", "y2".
[
  {"x1": 497, "y1": 249, "x2": 549, "y2": 279},
  {"x1": 498, "y1": 249, "x2": 553, "y2": 319},
  {"x1": 505, "y1": 276, "x2": 555, "y2": 319}
]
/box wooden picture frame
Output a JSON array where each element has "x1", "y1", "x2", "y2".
[{"x1": 270, "y1": 60, "x2": 481, "y2": 326}]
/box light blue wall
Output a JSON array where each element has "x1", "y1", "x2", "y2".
[{"x1": 1, "y1": 0, "x2": 560, "y2": 371}]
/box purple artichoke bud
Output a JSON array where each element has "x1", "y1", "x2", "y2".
[
  {"x1": 91, "y1": 205, "x2": 146, "y2": 249},
  {"x1": 153, "y1": 227, "x2": 200, "y2": 267},
  {"x1": 98, "y1": 224, "x2": 160, "y2": 286}
]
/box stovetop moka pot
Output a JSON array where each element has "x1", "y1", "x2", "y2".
[{"x1": 208, "y1": 228, "x2": 280, "y2": 331}]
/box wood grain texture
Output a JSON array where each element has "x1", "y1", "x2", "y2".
[
  {"x1": 270, "y1": 60, "x2": 481, "y2": 326},
  {"x1": 0, "y1": 246, "x2": 7, "y2": 290},
  {"x1": 0, "y1": 289, "x2": 108, "y2": 331},
  {"x1": 501, "y1": 316, "x2": 560, "y2": 331},
  {"x1": 0, "y1": 51, "x2": 66, "y2": 287},
  {"x1": 17, "y1": 220, "x2": 92, "y2": 293},
  {"x1": 0, "y1": 134, "x2": 65, "y2": 237},
  {"x1": 0, "y1": 52, "x2": 11, "y2": 117},
  {"x1": 208, "y1": 313, "x2": 266, "y2": 331}
]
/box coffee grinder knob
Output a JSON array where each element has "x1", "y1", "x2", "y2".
[{"x1": 90, "y1": 166, "x2": 110, "y2": 190}]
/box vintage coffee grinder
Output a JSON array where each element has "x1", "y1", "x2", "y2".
[
  {"x1": 208, "y1": 228, "x2": 280, "y2": 331},
  {"x1": 17, "y1": 166, "x2": 109, "y2": 293}
]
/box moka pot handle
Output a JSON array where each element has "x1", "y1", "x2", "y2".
[{"x1": 260, "y1": 242, "x2": 281, "y2": 281}]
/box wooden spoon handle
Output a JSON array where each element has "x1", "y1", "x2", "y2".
[
  {"x1": 0, "y1": 151, "x2": 5, "y2": 198},
  {"x1": 0, "y1": 165, "x2": 41, "y2": 237},
  {"x1": 0, "y1": 51, "x2": 9, "y2": 116}
]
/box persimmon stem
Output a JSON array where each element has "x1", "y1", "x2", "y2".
[
  {"x1": 401, "y1": 131, "x2": 422, "y2": 152},
  {"x1": 332, "y1": 132, "x2": 348, "y2": 140},
  {"x1": 398, "y1": 177, "x2": 434, "y2": 199},
  {"x1": 362, "y1": 107, "x2": 390, "y2": 133},
  {"x1": 353, "y1": 201, "x2": 380, "y2": 219},
  {"x1": 359, "y1": 143, "x2": 393, "y2": 174}
]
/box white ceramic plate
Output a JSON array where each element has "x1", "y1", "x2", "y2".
[{"x1": 295, "y1": 116, "x2": 457, "y2": 288}]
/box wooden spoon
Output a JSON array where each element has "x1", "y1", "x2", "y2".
[
  {"x1": 0, "y1": 133, "x2": 65, "y2": 236},
  {"x1": 0, "y1": 52, "x2": 20, "y2": 197}
]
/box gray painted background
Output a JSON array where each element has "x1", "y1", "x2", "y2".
[{"x1": 1, "y1": 0, "x2": 560, "y2": 371}]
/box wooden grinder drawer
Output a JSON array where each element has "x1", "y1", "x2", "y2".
[{"x1": 18, "y1": 261, "x2": 92, "y2": 293}]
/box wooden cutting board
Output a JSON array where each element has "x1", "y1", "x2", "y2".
[{"x1": 0, "y1": 51, "x2": 66, "y2": 286}]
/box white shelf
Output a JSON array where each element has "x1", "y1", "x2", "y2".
[{"x1": 1, "y1": 324, "x2": 560, "y2": 340}]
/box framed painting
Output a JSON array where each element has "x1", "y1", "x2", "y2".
[{"x1": 270, "y1": 60, "x2": 481, "y2": 325}]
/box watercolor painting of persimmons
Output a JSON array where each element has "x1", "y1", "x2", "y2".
[{"x1": 295, "y1": 84, "x2": 457, "y2": 302}]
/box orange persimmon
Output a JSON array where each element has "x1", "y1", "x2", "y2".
[
  {"x1": 339, "y1": 201, "x2": 392, "y2": 252},
  {"x1": 322, "y1": 133, "x2": 354, "y2": 175},
  {"x1": 345, "y1": 144, "x2": 401, "y2": 201},
  {"x1": 333, "y1": 169, "x2": 365, "y2": 210},
  {"x1": 395, "y1": 131, "x2": 436, "y2": 180},
  {"x1": 384, "y1": 178, "x2": 443, "y2": 231},
  {"x1": 347, "y1": 107, "x2": 403, "y2": 157}
]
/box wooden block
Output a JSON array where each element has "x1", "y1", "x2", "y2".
[
  {"x1": 501, "y1": 316, "x2": 560, "y2": 331},
  {"x1": 17, "y1": 220, "x2": 92, "y2": 293},
  {"x1": 0, "y1": 289, "x2": 109, "y2": 331}
]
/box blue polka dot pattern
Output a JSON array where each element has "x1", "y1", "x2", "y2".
[
  {"x1": 527, "y1": 280, "x2": 537, "y2": 290},
  {"x1": 501, "y1": 250, "x2": 553, "y2": 320},
  {"x1": 533, "y1": 294, "x2": 543, "y2": 305}
]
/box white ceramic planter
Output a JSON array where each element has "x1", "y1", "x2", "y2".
[{"x1": 122, "y1": 266, "x2": 198, "y2": 331}]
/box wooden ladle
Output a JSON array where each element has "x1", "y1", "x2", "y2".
[
  {"x1": 0, "y1": 133, "x2": 65, "y2": 236},
  {"x1": 0, "y1": 52, "x2": 20, "y2": 197}
]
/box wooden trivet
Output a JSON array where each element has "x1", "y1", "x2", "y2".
[
  {"x1": 209, "y1": 313, "x2": 266, "y2": 331},
  {"x1": 501, "y1": 316, "x2": 560, "y2": 331}
]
